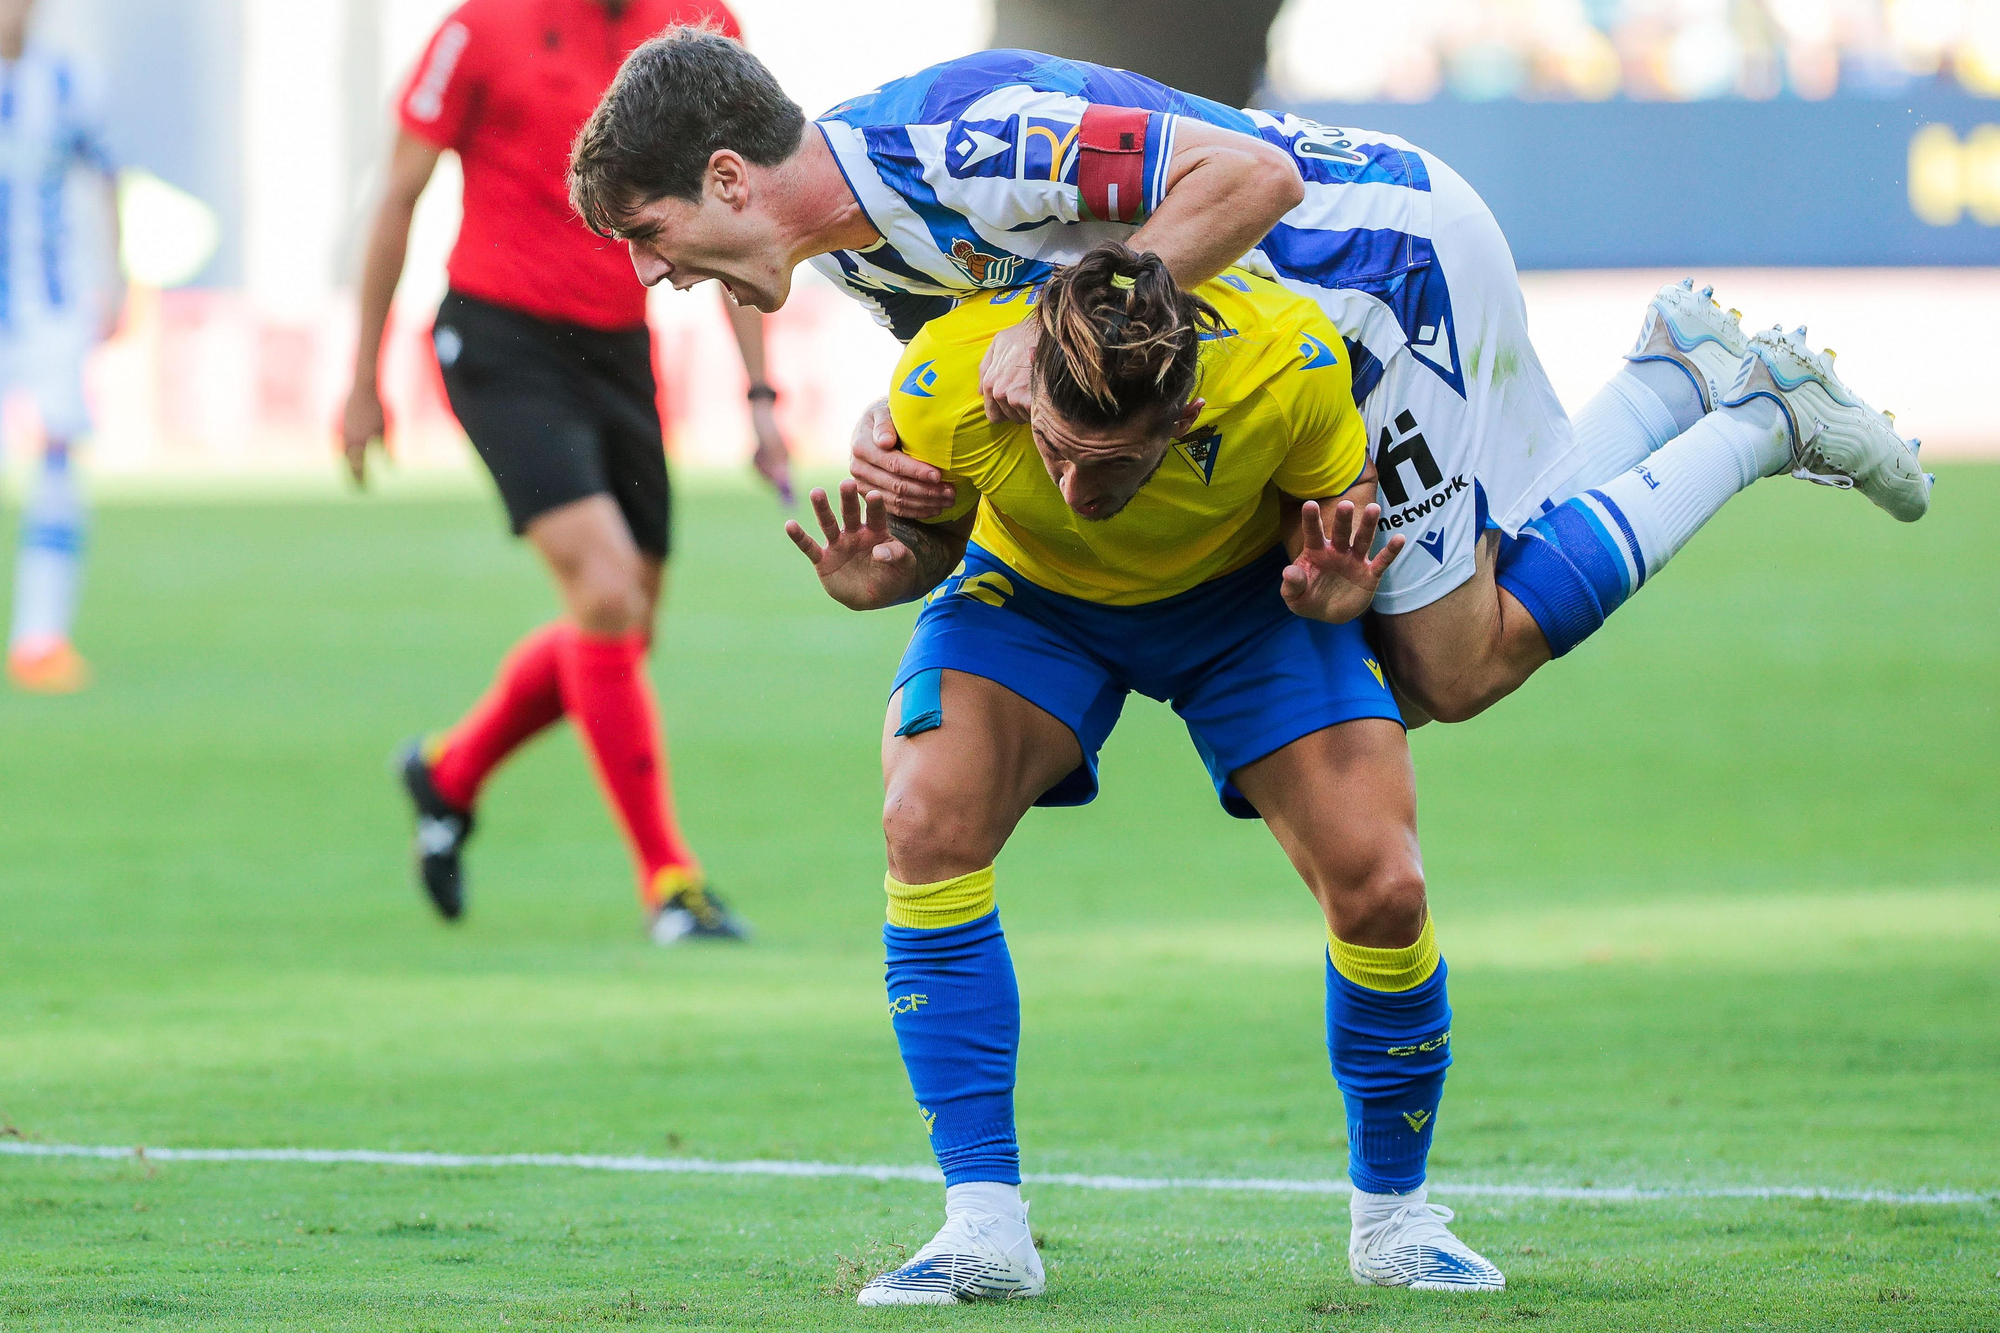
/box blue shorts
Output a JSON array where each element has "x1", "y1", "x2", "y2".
[{"x1": 892, "y1": 543, "x2": 1403, "y2": 819}]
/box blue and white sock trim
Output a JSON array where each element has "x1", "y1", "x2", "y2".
[{"x1": 1494, "y1": 488, "x2": 1648, "y2": 658}]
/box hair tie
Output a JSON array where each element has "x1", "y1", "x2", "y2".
[{"x1": 1109, "y1": 274, "x2": 1136, "y2": 290}]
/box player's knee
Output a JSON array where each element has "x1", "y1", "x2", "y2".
[
  {"x1": 1385, "y1": 650, "x2": 1497, "y2": 725},
  {"x1": 881, "y1": 785, "x2": 998, "y2": 885},
  {"x1": 1321, "y1": 857, "x2": 1428, "y2": 949},
  {"x1": 565, "y1": 557, "x2": 647, "y2": 636},
  {"x1": 1408, "y1": 677, "x2": 1489, "y2": 725}
]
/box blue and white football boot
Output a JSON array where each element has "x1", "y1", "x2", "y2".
[
  {"x1": 1626, "y1": 277, "x2": 1749, "y2": 412},
  {"x1": 855, "y1": 1202, "x2": 1044, "y2": 1305},
  {"x1": 1348, "y1": 1190, "x2": 1506, "y2": 1293},
  {"x1": 1724, "y1": 325, "x2": 1933, "y2": 522}
]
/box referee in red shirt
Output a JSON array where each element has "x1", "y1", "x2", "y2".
[{"x1": 341, "y1": 0, "x2": 784, "y2": 943}]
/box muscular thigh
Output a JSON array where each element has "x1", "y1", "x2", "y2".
[
  {"x1": 1228, "y1": 717, "x2": 1425, "y2": 946},
  {"x1": 881, "y1": 670, "x2": 1082, "y2": 885}
]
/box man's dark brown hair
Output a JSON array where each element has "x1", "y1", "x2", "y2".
[
  {"x1": 1033, "y1": 243, "x2": 1221, "y2": 430},
  {"x1": 569, "y1": 26, "x2": 806, "y2": 237}
]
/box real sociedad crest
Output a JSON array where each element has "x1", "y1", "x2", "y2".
[{"x1": 949, "y1": 238, "x2": 1022, "y2": 286}]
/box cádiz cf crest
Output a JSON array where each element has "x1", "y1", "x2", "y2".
[
  {"x1": 949, "y1": 238, "x2": 1022, "y2": 286},
  {"x1": 1173, "y1": 428, "x2": 1223, "y2": 484}
]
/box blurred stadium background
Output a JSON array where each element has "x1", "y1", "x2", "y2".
[{"x1": 42, "y1": 0, "x2": 2000, "y2": 486}]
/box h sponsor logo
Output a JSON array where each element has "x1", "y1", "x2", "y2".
[{"x1": 1377, "y1": 411, "x2": 1442, "y2": 506}]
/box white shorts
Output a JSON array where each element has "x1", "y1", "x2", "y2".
[
  {"x1": 0, "y1": 319, "x2": 94, "y2": 443},
  {"x1": 1271, "y1": 153, "x2": 1586, "y2": 616}
]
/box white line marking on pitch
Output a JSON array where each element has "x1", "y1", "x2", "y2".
[{"x1": 1, "y1": 1142, "x2": 1987, "y2": 1206}]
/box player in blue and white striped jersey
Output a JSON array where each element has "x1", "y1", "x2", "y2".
[
  {"x1": 0, "y1": 0, "x2": 121, "y2": 693},
  {"x1": 571, "y1": 37, "x2": 1925, "y2": 730}
]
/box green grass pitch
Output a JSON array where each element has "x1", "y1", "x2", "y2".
[{"x1": 0, "y1": 464, "x2": 1995, "y2": 1331}]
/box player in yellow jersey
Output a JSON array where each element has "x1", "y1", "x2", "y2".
[{"x1": 786, "y1": 245, "x2": 1506, "y2": 1304}]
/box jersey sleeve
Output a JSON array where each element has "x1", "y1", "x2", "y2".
[
  {"x1": 398, "y1": 4, "x2": 483, "y2": 151},
  {"x1": 926, "y1": 88, "x2": 1181, "y2": 231},
  {"x1": 1268, "y1": 326, "x2": 1368, "y2": 501},
  {"x1": 887, "y1": 333, "x2": 984, "y2": 526}
]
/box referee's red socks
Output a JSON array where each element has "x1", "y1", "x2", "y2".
[
  {"x1": 430, "y1": 622, "x2": 567, "y2": 809},
  {"x1": 428, "y1": 623, "x2": 699, "y2": 906},
  {"x1": 555, "y1": 628, "x2": 699, "y2": 906}
]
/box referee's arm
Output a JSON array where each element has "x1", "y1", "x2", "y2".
[{"x1": 341, "y1": 131, "x2": 443, "y2": 486}]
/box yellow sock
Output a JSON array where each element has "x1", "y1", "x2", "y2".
[
  {"x1": 1328, "y1": 913, "x2": 1439, "y2": 992},
  {"x1": 885, "y1": 867, "x2": 996, "y2": 929}
]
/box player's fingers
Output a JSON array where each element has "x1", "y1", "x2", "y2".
[
  {"x1": 1368, "y1": 534, "x2": 1406, "y2": 577},
  {"x1": 1299, "y1": 500, "x2": 1325, "y2": 550},
  {"x1": 838, "y1": 478, "x2": 864, "y2": 533},
  {"x1": 1329, "y1": 499, "x2": 1357, "y2": 552},
  {"x1": 1350, "y1": 502, "x2": 1382, "y2": 554},
  {"x1": 993, "y1": 381, "x2": 1033, "y2": 423},
  {"x1": 783, "y1": 519, "x2": 823, "y2": 564},
  {"x1": 808, "y1": 487, "x2": 842, "y2": 545},
  {"x1": 871, "y1": 539, "x2": 911, "y2": 565},
  {"x1": 863, "y1": 489, "x2": 892, "y2": 536}
]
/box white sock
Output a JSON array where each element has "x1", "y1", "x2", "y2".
[
  {"x1": 1350, "y1": 1184, "x2": 1426, "y2": 1235},
  {"x1": 1570, "y1": 362, "x2": 1707, "y2": 488},
  {"x1": 1592, "y1": 398, "x2": 1788, "y2": 581},
  {"x1": 10, "y1": 445, "x2": 86, "y2": 652},
  {"x1": 945, "y1": 1180, "x2": 1025, "y2": 1221}
]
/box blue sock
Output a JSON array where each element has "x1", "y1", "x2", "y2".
[
  {"x1": 884, "y1": 906, "x2": 1020, "y2": 1186},
  {"x1": 1494, "y1": 489, "x2": 1646, "y2": 658},
  {"x1": 1326, "y1": 920, "x2": 1453, "y2": 1195}
]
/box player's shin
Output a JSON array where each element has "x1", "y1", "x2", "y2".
[
  {"x1": 883, "y1": 867, "x2": 1021, "y2": 1191},
  {"x1": 1569, "y1": 360, "x2": 1707, "y2": 485},
  {"x1": 1325, "y1": 914, "x2": 1451, "y2": 1195},
  {"x1": 1494, "y1": 398, "x2": 1787, "y2": 657},
  {"x1": 864, "y1": 867, "x2": 1044, "y2": 1303}
]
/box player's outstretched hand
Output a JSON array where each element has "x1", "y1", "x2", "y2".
[
  {"x1": 978, "y1": 318, "x2": 1038, "y2": 423},
  {"x1": 785, "y1": 480, "x2": 920, "y2": 611},
  {"x1": 1280, "y1": 499, "x2": 1403, "y2": 625},
  {"x1": 849, "y1": 397, "x2": 956, "y2": 520}
]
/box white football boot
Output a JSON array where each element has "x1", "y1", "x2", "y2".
[
  {"x1": 1348, "y1": 1189, "x2": 1505, "y2": 1293},
  {"x1": 1626, "y1": 277, "x2": 1749, "y2": 412},
  {"x1": 1723, "y1": 325, "x2": 1933, "y2": 522},
  {"x1": 856, "y1": 1200, "x2": 1045, "y2": 1305}
]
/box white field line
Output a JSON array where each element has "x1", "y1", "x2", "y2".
[{"x1": 1, "y1": 1142, "x2": 1988, "y2": 1207}]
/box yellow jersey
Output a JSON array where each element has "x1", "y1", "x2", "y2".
[{"x1": 890, "y1": 269, "x2": 1367, "y2": 606}]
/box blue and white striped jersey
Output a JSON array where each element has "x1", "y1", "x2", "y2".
[
  {"x1": 810, "y1": 50, "x2": 1462, "y2": 403},
  {"x1": 0, "y1": 45, "x2": 114, "y2": 334}
]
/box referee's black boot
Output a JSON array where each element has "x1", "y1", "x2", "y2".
[{"x1": 396, "y1": 739, "x2": 475, "y2": 921}]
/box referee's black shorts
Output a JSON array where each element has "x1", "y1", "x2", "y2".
[{"x1": 433, "y1": 289, "x2": 671, "y2": 559}]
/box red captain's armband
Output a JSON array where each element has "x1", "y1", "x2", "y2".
[{"x1": 1077, "y1": 105, "x2": 1151, "y2": 224}]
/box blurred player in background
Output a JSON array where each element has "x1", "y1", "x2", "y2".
[
  {"x1": 0, "y1": 0, "x2": 122, "y2": 694},
  {"x1": 342, "y1": 1, "x2": 788, "y2": 943}
]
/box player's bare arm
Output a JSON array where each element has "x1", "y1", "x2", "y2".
[
  {"x1": 341, "y1": 131, "x2": 442, "y2": 486},
  {"x1": 785, "y1": 480, "x2": 971, "y2": 610},
  {"x1": 977, "y1": 121, "x2": 1302, "y2": 423}
]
